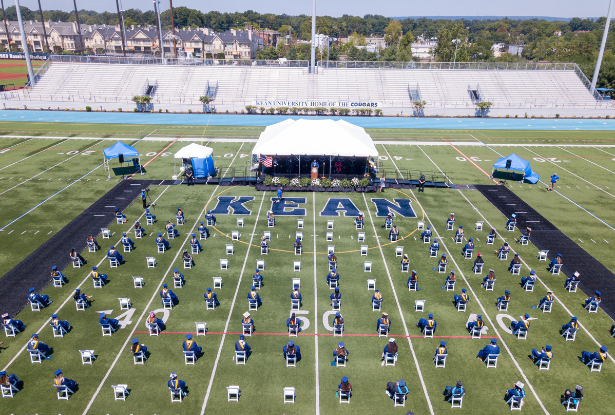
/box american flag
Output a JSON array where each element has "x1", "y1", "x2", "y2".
[{"x1": 260, "y1": 155, "x2": 273, "y2": 167}]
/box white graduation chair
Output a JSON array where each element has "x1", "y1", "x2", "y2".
[
  {"x1": 358, "y1": 232, "x2": 365, "y2": 242},
  {"x1": 395, "y1": 246, "x2": 403, "y2": 257},
  {"x1": 293, "y1": 261, "x2": 301, "y2": 272},
  {"x1": 72, "y1": 257, "x2": 83, "y2": 268},
  {"x1": 394, "y1": 392, "x2": 406, "y2": 407},
  {"x1": 457, "y1": 302, "x2": 467, "y2": 312},
  {"x1": 538, "y1": 250, "x2": 549, "y2": 261},
  {"x1": 430, "y1": 247, "x2": 438, "y2": 257},
  {"x1": 297, "y1": 219, "x2": 304, "y2": 229},
  {"x1": 148, "y1": 323, "x2": 160, "y2": 336},
  {"x1": 232, "y1": 231, "x2": 239, "y2": 241},
  {"x1": 464, "y1": 249, "x2": 473, "y2": 259},
  {"x1": 327, "y1": 220, "x2": 334, "y2": 229},
  {"x1": 109, "y1": 257, "x2": 119, "y2": 268},
  {"x1": 474, "y1": 263, "x2": 484, "y2": 274},
  {"x1": 256, "y1": 260, "x2": 265, "y2": 271},
  {"x1": 56, "y1": 385, "x2": 74, "y2": 400},
  {"x1": 438, "y1": 263, "x2": 447, "y2": 273},
  {"x1": 326, "y1": 232, "x2": 333, "y2": 241},
  {"x1": 101, "y1": 228, "x2": 111, "y2": 238},
  {"x1": 157, "y1": 243, "x2": 166, "y2": 253},
  {"x1": 123, "y1": 243, "x2": 132, "y2": 253},
  {"x1": 384, "y1": 352, "x2": 396, "y2": 366},
  {"x1": 101, "y1": 324, "x2": 115, "y2": 336},
  {"x1": 52, "y1": 275, "x2": 66, "y2": 287},
  {"x1": 475, "y1": 221, "x2": 483, "y2": 231},
  {"x1": 537, "y1": 358, "x2": 550, "y2": 371},
  {"x1": 263, "y1": 231, "x2": 271, "y2": 241},
  {"x1": 470, "y1": 327, "x2": 482, "y2": 339},
  {"x1": 562, "y1": 328, "x2": 576, "y2": 341},
  {"x1": 372, "y1": 299, "x2": 381, "y2": 311},
  {"x1": 587, "y1": 359, "x2": 603, "y2": 372},
  {"x1": 220, "y1": 259, "x2": 229, "y2": 270},
  {"x1": 52, "y1": 324, "x2": 67, "y2": 338},
  {"x1": 408, "y1": 280, "x2": 417, "y2": 291},
  {"x1": 540, "y1": 301, "x2": 553, "y2": 313},
  {"x1": 133, "y1": 276, "x2": 144, "y2": 288},
  {"x1": 364, "y1": 261, "x2": 372, "y2": 272},
  {"x1": 328, "y1": 245, "x2": 335, "y2": 255},
  {"x1": 417, "y1": 221, "x2": 425, "y2": 230},
  {"x1": 360, "y1": 245, "x2": 368, "y2": 256},
  {"x1": 30, "y1": 299, "x2": 43, "y2": 312},
  {"x1": 378, "y1": 324, "x2": 389, "y2": 337},
  {"x1": 292, "y1": 278, "x2": 301, "y2": 290},
  {"x1": 434, "y1": 354, "x2": 447, "y2": 368},
  {"x1": 134, "y1": 351, "x2": 146, "y2": 365},
  {"x1": 1, "y1": 382, "x2": 18, "y2": 398},
  {"x1": 291, "y1": 298, "x2": 300, "y2": 310},
  {"x1": 367, "y1": 278, "x2": 376, "y2": 290},
  {"x1": 80, "y1": 349, "x2": 96, "y2": 365},
  {"x1": 119, "y1": 298, "x2": 131, "y2": 310},
  {"x1": 498, "y1": 250, "x2": 508, "y2": 260},
  {"x1": 237, "y1": 218, "x2": 244, "y2": 227},
  {"x1": 296, "y1": 231, "x2": 303, "y2": 241},
  {"x1": 451, "y1": 395, "x2": 463, "y2": 409},
  {"x1": 415, "y1": 300, "x2": 425, "y2": 312},
  {"x1": 511, "y1": 264, "x2": 521, "y2": 275},
  {"x1": 213, "y1": 277, "x2": 222, "y2": 289},
  {"x1": 445, "y1": 280, "x2": 455, "y2": 291},
  {"x1": 226, "y1": 244, "x2": 234, "y2": 255},
  {"x1": 424, "y1": 327, "x2": 434, "y2": 338},
  {"x1": 28, "y1": 349, "x2": 44, "y2": 363},
  {"x1": 227, "y1": 386, "x2": 240, "y2": 401},
  {"x1": 283, "y1": 387, "x2": 295, "y2": 404},
  {"x1": 88, "y1": 244, "x2": 97, "y2": 253},
  {"x1": 286, "y1": 354, "x2": 297, "y2": 367},
  {"x1": 551, "y1": 264, "x2": 562, "y2": 275},
  {"x1": 112, "y1": 384, "x2": 129, "y2": 401},
  {"x1": 170, "y1": 387, "x2": 183, "y2": 402},
  {"x1": 507, "y1": 396, "x2": 524, "y2": 411},
  {"x1": 486, "y1": 354, "x2": 499, "y2": 368},
  {"x1": 196, "y1": 322, "x2": 207, "y2": 336},
  {"x1": 235, "y1": 350, "x2": 247, "y2": 365},
  {"x1": 485, "y1": 279, "x2": 496, "y2": 291},
  {"x1": 184, "y1": 351, "x2": 196, "y2": 365},
  {"x1": 146, "y1": 257, "x2": 156, "y2": 268}
]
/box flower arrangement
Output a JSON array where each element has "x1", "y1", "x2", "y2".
[
  {"x1": 290, "y1": 178, "x2": 300, "y2": 187},
  {"x1": 331, "y1": 179, "x2": 342, "y2": 188},
  {"x1": 272, "y1": 177, "x2": 281, "y2": 185},
  {"x1": 312, "y1": 178, "x2": 321, "y2": 186},
  {"x1": 351, "y1": 177, "x2": 360, "y2": 186}
]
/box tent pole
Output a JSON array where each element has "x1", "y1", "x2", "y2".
[
  {"x1": 299, "y1": 155, "x2": 300, "y2": 178},
  {"x1": 329, "y1": 155, "x2": 331, "y2": 178}
]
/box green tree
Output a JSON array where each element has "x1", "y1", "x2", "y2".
[
  {"x1": 399, "y1": 31, "x2": 415, "y2": 51},
  {"x1": 384, "y1": 20, "x2": 402, "y2": 47},
  {"x1": 187, "y1": 10, "x2": 203, "y2": 28},
  {"x1": 467, "y1": 39, "x2": 493, "y2": 61},
  {"x1": 276, "y1": 40, "x2": 286, "y2": 56}
]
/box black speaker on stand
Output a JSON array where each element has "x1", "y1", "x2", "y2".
[{"x1": 505, "y1": 159, "x2": 512, "y2": 169}]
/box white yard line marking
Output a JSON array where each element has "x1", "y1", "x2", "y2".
[
  {"x1": 200, "y1": 193, "x2": 265, "y2": 415},
  {"x1": 0, "y1": 138, "x2": 67, "y2": 171},
  {"x1": 312, "y1": 191, "x2": 320, "y2": 415},
  {"x1": 1, "y1": 185, "x2": 171, "y2": 373},
  {"x1": 362, "y1": 191, "x2": 434, "y2": 415},
  {"x1": 593, "y1": 146, "x2": 615, "y2": 157},
  {"x1": 84, "y1": 144, "x2": 246, "y2": 415},
  {"x1": 522, "y1": 146, "x2": 615, "y2": 198},
  {"x1": 0, "y1": 140, "x2": 102, "y2": 197},
  {"x1": 557, "y1": 146, "x2": 615, "y2": 175}
]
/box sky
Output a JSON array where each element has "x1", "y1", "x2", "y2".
[{"x1": 11, "y1": 0, "x2": 614, "y2": 19}]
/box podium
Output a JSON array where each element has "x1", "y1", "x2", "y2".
[{"x1": 311, "y1": 166, "x2": 318, "y2": 180}]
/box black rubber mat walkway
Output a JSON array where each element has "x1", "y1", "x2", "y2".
[
  {"x1": 0, "y1": 179, "x2": 160, "y2": 317},
  {"x1": 476, "y1": 185, "x2": 615, "y2": 320}
]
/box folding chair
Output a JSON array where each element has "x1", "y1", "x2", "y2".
[
  {"x1": 395, "y1": 246, "x2": 403, "y2": 257},
  {"x1": 378, "y1": 324, "x2": 389, "y2": 337},
  {"x1": 358, "y1": 232, "x2": 365, "y2": 242},
  {"x1": 123, "y1": 243, "x2": 132, "y2": 253},
  {"x1": 220, "y1": 259, "x2": 229, "y2": 270},
  {"x1": 506, "y1": 223, "x2": 515, "y2": 231},
  {"x1": 394, "y1": 393, "x2": 406, "y2": 407},
  {"x1": 486, "y1": 234, "x2": 495, "y2": 245},
  {"x1": 424, "y1": 327, "x2": 434, "y2": 338},
  {"x1": 196, "y1": 322, "x2": 207, "y2": 336},
  {"x1": 585, "y1": 301, "x2": 599, "y2": 313},
  {"x1": 3, "y1": 324, "x2": 19, "y2": 337},
  {"x1": 80, "y1": 349, "x2": 96, "y2": 365},
  {"x1": 434, "y1": 353, "x2": 447, "y2": 368},
  {"x1": 134, "y1": 351, "x2": 146, "y2": 365},
  {"x1": 286, "y1": 354, "x2": 297, "y2": 367},
  {"x1": 327, "y1": 245, "x2": 335, "y2": 255},
  {"x1": 263, "y1": 231, "x2": 271, "y2": 241},
  {"x1": 288, "y1": 324, "x2": 299, "y2": 337},
  {"x1": 296, "y1": 231, "x2": 303, "y2": 241},
  {"x1": 226, "y1": 244, "x2": 234, "y2": 255},
  {"x1": 199, "y1": 230, "x2": 207, "y2": 240},
  {"x1": 438, "y1": 263, "x2": 447, "y2": 273},
  {"x1": 213, "y1": 277, "x2": 222, "y2": 289},
  {"x1": 475, "y1": 221, "x2": 483, "y2": 231},
  {"x1": 75, "y1": 299, "x2": 88, "y2": 311},
  {"x1": 355, "y1": 220, "x2": 363, "y2": 230},
  {"x1": 133, "y1": 276, "x2": 144, "y2": 288},
  {"x1": 184, "y1": 351, "x2": 196, "y2": 365},
  {"x1": 28, "y1": 349, "x2": 44, "y2": 363},
  {"x1": 93, "y1": 277, "x2": 103, "y2": 288},
  {"x1": 401, "y1": 262, "x2": 409, "y2": 273},
  {"x1": 206, "y1": 218, "x2": 215, "y2": 226},
  {"x1": 417, "y1": 221, "x2": 425, "y2": 230},
  {"x1": 88, "y1": 243, "x2": 97, "y2": 253},
  {"x1": 52, "y1": 274, "x2": 66, "y2": 287},
  {"x1": 537, "y1": 358, "x2": 550, "y2": 371},
  {"x1": 117, "y1": 216, "x2": 126, "y2": 225},
  {"x1": 284, "y1": 387, "x2": 295, "y2": 404},
  {"x1": 30, "y1": 299, "x2": 43, "y2": 312},
  {"x1": 227, "y1": 386, "x2": 240, "y2": 401},
  {"x1": 328, "y1": 279, "x2": 339, "y2": 289},
  {"x1": 163, "y1": 298, "x2": 173, "y2": 310},
  {"x1": 385, "y1": 222, "x2": 392, "y2": 230},
  {"x1": 463, "y1": 249, "x2": 473, "y2": 259},
  {"x1": 135, "y1": 229, "x2": 143, "y2": 239},
  {"x1": 1, "y1": 383, "x2": 18, "y2": 398},
  {"x1": 326, "y1": 232, "x2": 333, "y2": 242},
  {"x1": 256, "y1": 260, "x2": 265, "y2": 271},
  {"x1": 520, "y1": 235, "x2": 529, "y2": 245},
  {"x1": 52, "y1": 324, "x2": 67, "y2": 338},
  {"x1": 157, "y1": 243, "x2": 166, "y2": 253},
  {"x1": 148, "y1": 323, "x2": 160, "y2": 336},
  {"x1": 367, "y1": 278, "x2": 376, "y2": 290},
  {"x1": 486, "y1": 354, "x2": 499, "y2": 368},
  {"x1": 360, "y1": 245, "x2": 368, "y2": 256},
  {"x1": 513, "y1": 327, "x2": 527, "y2": 339},
  {"x1": 451, "y1": 394, "x2": 464, "y2": 409},
  {"x1": 524, "y1": 281, "x2": 534, "y2": 292},
  {"x1": 470, "y1": 327, "x2": 482, "y2": 339},
  {"x1": 109, "y1": 257, "x2": 119, "y2": 268},
  {"x1": 539, "y1": 301, "x2": 553, "y2": 313},
  {"x1": 456, "y1": 302, "x2": 466, "y2": 312},
  {"x1": 507, "y1": 396, "x2": 523, "y2": 411},
  {"x1": 56, "y1": 385, "x2": 74, "y2": 400},
  {"x1": 167, "y1": 229, "x2": 175, "y2": 239},
  {"x1": 566, "y1": 280, "x2": 579, "y2": 293},
  {"x1": 327, "y1": 220, "x2": 334, "y2": 229},
  {"x1": 295, "y1": 245, "x2": 302, "y2": 255},
  {"x1": 101, "y1": 324, "x2": 116, "y2": 336},
  {"x1": 291, "y1": 299, "x2": 300, "y2": 310},
  {"x1": 235, "y1": 350, "x2": 247, "y2": 365},
  {"x1": 206, "y1": 298, "x2": 216, "y2": 310},
  {"x1": 384, "y1": 352, "x2": 396, "y2": 366},
  {"x1": 146, "y1": 216, "x2": 154, "y2": 225},
  {"x1": 423, "y1": 234, "x2": 431, "y2": 244},
  {"x1": 101, "y1": 228, "x2": 111, "y2": 238},
  {"x1": 511, "y1": 264, "x2": 521, "y2": 275},
  {"x1": 329, "y1": 260, "x2": 337, "y2": 271},
  {"x1": 587, "y1": 359, "x2": 603, "y2": 372},
  {"x1": 498, "y1": 251, "x2": 508, "y2": 260},
  {"x1": 72, "y1": 257, "x2": 83, "y2": 268},
  {"x1": 372, "y1": 299, "x2": 381, "y2": 311},
  {"x1": 484, "y1": 279, "x2": 495, "y2": 291},
  {"x1": 562, "y1": 328, "x2": 576, "y2": 341},
  {"x1": 497, "y1": 300, "x2": 509, "y2": 311},
  {"x1": 174, "y1": 276, "x2": 184, "y2": 288},
  {"x1": 232, "y1": 231, "x2": 239, "y2": 241},
  {"x1": 242, "y1": 324, "x2": 253, "y2": 336},
  {"x1": 430, "y1": 247, "x2": 438, "y2": 257},
  {"x1": 408, "y1": 281, "x2": 417, "y2": 291},
  {"x1": 191, "y1": 244, "x2": 200, "y2": 254},
  {"x1": 474, "y1": 263, "x2": 484, "y2": 274},
  {"x1": 454, "y1": 234, "x2": 463, "y2": 244},
  {"x1": 291, "y1": 278, "x2": 301, "y2": 290},
  {"x1": 249, "y1": 300, "x2": 258, "y2": 311},
  {"x1": 445, "y1": 280, "x2": 455, "y2": 291},
  {"x1": 147, "y1": 257, "x2": 156, "y2": 268},
  {"x1": 112, "y1": 384, "x2": 129, "y2": 401},
  {"x1": 237, "y1": 218, "x2": 244, "y2": 227},
  {"x1": 551, "y1": 264, "x2": 562, "y2": 275},
  {"x1": 170, "y1": 388, "x2": 183, "y2": 402},
  {"x1": 566, "y1": 397, "x2": 581, "y2": 412},
  {"x1": 336, "y1": 354, "x2": 347, "y2": 367},
  {"x1": 538, "y1": 250, "x2": 549, "y2": 261},
  {"x1": 293, "y1": 261, "x2": 301, "y2": 271},
  {"x1": 297, "y1": 219, "x2": 304, "y2": 229},
  {"x1": 415, "y1": 300, "x2": 425, "y2": 312},
  {"x1": 333, "y1": 324, "x2": 344, "y2": 337},
  {"x1": 333, "y1": 298, "x2": 341, "y2": 311}
]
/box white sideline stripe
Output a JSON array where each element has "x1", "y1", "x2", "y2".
[
  {"x1": 1, "y1": 185, "x2": 171, "y2": 373},
  {"x1": 594, "y1": 146, "x2": 615, "y2": 157},
  {"x1": 0, "y1": 140, "x2": 101, "y2": 197},
  {"x1": 453, "y1": 142, "x2": 615, "y2": 356},
  {"x1": 522, "y1": 146, "x2": 615, "y2": 198},
  {"x1": 558, "y1": 146, "x2": 615, "y2": 175},
  {"x1": 384, "y1": 144, "x2": 549, "y2": 415},
  {"x1": 361, "y1": 190, "x2": 434, "y2": 415},
  {"x1": 84, "y1": 143, "x2": 244, "y2": 415},
  {"x1": 200, "y1": 192, "x2": 266, "y2": 415},
  {"x1": 312, "y1": 191, "x2": 320, "y2": 414},
  {"x1": 0, "y1": 138, "x2": 67, "y2": 171},
  {"x1": 373, "y1": 141, "x2": 615, "y2": 147}
]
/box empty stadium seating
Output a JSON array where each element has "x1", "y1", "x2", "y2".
[{"x1": 14, "y1": 62, "x2": 599, "y2": 107}]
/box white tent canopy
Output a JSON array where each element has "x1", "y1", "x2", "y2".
[
  {"x1": 174, "y1": 143, "x2": 214, "y2": 159},
  {"x1": 252, "y1": 119, "x2": 378, "y2": 157}
]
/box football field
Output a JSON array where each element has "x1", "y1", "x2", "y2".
[{"x1": 1, "y1": 122, "x2": 615, "y2": 414}]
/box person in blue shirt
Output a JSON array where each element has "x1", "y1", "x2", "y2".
[
  {"x1": 331, "y1": 287, "x2": 342, "y2": 307},
  {"x1": 382, "y1": 338, "x2": 398, "y2": 360},
  {"x1": 506, "y1": 381, "x2": 526, "y2": 403},
  {"x1": 496, "y1": 241, "x2": 510, "y2": 257},
  {"x1": 585, "y1": 291, "x2": 601, "y2": 308},
  {"x1": 146, "y1": 312, "x2": 165, "y2": 332},
  {"x1": 562, "y1": 316, "x2": 579, "y2": 334},
  {"x1": 107, "y1": 246, "x2": 124, "y2": 263},
  {"x1": 454, "y1": 288, "x2": 469, "y2": 308},
  {"x1": 496, "y1": 290, "x2": 511, "y2": 308},
  {"x1": 462, "y1": 238, "x2": 474, "y2": 255},
  {"x1": 283, "y1": 340, "x2": 301, "y2": 361},
  {"x1": 377, "y1": 312, "x2": 391, "y2": 333},
  {"x1": 430, "y1": 238, "x2": 439, "y2": 254},
  {"x1": 386, "y1": 379, "x2": 409, "y2": 401},
  {"x1": 172, "y1": 268, "x2": 184, "y2": 285},
  {"x1": 28, "y1": 287, "x2": 51, "y2": 307},
  {"x1": 156, "y1": 233, "x2": 170, "y2": 250},
  {"x1": 235, "y1": 334, "x2": 251, "y2": 358},
  {"x1": 183, "y1": 333, "x2": 202, "y2": 356},
  {"x1": 145, "y1": 208, "x2": 156, "y2": 223},
  {"x1": 549, "y1": 253, "x2": 563, "y2": 272},
  {"x1": 326, "y1": 268, "x2": 339, "y2": 287},
  {"x1": 417, "y1": 314, "x2": 437, "y2": 333},
  {"x1": 521, "y1": 270, "x2": 536, "y2": 288},
  {"x1": 115, "y1": 208, "x2": 126, "y2": 221},
  {"x1": 167, "y1": 372, "x2": 186, "y2": 396},
  {"x1": 438, "y1": 253, "x2": 447, "y2": 268},
  {"x1": 205, "y1": 210, "x2": 216, "y2": 225},
  {"x1": 446, "y1": 213, "x2": 455, "y2": 228},
  {"x1": 2, "y1": 313, "x2": 25, "y2": 332},
  {"x1": 160, "y1": 284, "x2": 178, "y2": 306},
  {"x1": 294, "y1": 238, "x2": 302, "y2": 254},
  {"x1": 372, "y1": 289, "x2": 383, "y2": 307},
  {"x1": 276, "y1": 187, "x2": 284, "y2": 203},
  {"x1": 328, "y1": 252, "x2": 337, "y2": 268},
  {"x1": 549, "y1": 173, "x2": 559, "y2": 191},
  {"x1": 141, "y1": 190, "x2": 147, "y2": 209},
  {"x1": 134, "y1": 221, "x2": 145, "y2": 237},
  {"x1": 28, "y1": 333, "x2": 51, "y2": 356},
  {"x1": 511, "y1": 314, "x2": 531, "y2": 333},
  {"x1": 443, "y1": 381, "x2": 465, "y2": 402},
  {"x1": 311, "y1": 159, "x2": 319, "y2": 169},
  {"x1": 53, "y1": 369, "x2": 76, "y2": 391},
  {"x1": 99, "y1": 312, "x2": 120, "y2": 331},
  {"x1": 564, "y1": 271, "x2": 580, "y2": 290},
  {"x1": 421, "y1": 225, "x2": 432, "y2": 241},
  {"x1": 198, "y1": 222, "x2": 210, "y2": 238},
  {"x1": 506, "y1": 213, "x2": 517, "y2": 229},
  {"x1": 287, "y1": 313, "x2": 302, "y2": 333},
  {"x1": 50, "y1": 313, "x2": 70, "y2": 333},
  {"x1": 333, "y1": 342, "x2": 349, "y2": 362},
  {"x1": 477, "y1": 338, "x2": 500, "y2": 361},
  {"x1": 165, "y1": 221, "x2": 177, "y2": 237},
  {"x1": 0, "y1": 370, "x2": 19, "y2": 392},
  {"x1": 400, "y1": 254, "x2": 409, "y2": 270},
  {"x1": 355, "y1": 212, "x2": 364, "y2": 228},
  {"x1": 73, "y1": 288, "x2": 91, "y2": 306},
  {"x1": 120, "y1": 233, "x2": 134, "y2": 249},
  {"x1": 407, "y1": 270, "x2": 418, "y2": 288},
  {"x1": 332, "y1": 312, "x2": 344, "y2": 333},
  {"x1": 248, "y1": 286, "x2": 262, "y2": 307},
  {"x1": 515, "y1": 226, "x2": 531, "y2": 244},
  {"x1": 204, "y1": 288, "x2": 219, "y2": 307},
  {"x1": 291, "y1": 285, "x2": 302, "y2": 307},
  {"x1": 189, "y1": 233, "x2": 202, "y2": 251},
  {"x1": 253, "y1": 269, "x2": 263, "y2": 286},
  {"x1": 509, "y1": 253, "x2": 521, "y2": 271},
  {"x1": 382, "y1": 213, "x2": 393, "y2": 229},
  {"x1": 581, "y1": 345, "x2": 608, "y2": 364},
  {"x1": 467, "y1": 315, "x2": 484, "y2": 333},
  {"x1": 531, "y1": 345, "x2": 553, "y2": 364},
  {"x1": 455, "y1": 225, "x2": 464, "y2": 241},
  {"x1": 89, "y1": 266, "x2": 108, "y2": 285}
]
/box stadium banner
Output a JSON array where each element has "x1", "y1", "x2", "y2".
[
  {"x1": 252, "y1": 100, "x2": 382, "y2": 108},
  {"x1": 0, "y1": 52, "x2": 49, "y2": 60}
]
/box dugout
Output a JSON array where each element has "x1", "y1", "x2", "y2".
[
  {"x1": 252, "y1": 119, "x2": 379, "y2": 179},
  {"x1": 173, "y1": 143, "x2": 216, "y2": 178},
  {"x1": 492, "y1": 153, "x2": 539, "y2": 184},
  {"x1": 102, "y1": 141, "x2": 140, "y2": 178}
]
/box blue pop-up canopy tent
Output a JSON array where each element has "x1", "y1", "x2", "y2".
[
  {"x1": 492, "y1": 153, "x2": 540, "y2": 184},
  {"x1": 103, "y1": 141, "x2": 140, "y2": 178}
]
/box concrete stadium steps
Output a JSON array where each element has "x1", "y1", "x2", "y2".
[{"x1": 27, "y1": 62, "x2": 597, "y2": 106}]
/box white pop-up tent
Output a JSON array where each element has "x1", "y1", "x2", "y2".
[
  {"x1": 173, "y1": 143, "x2": 215, "y2": 178},
  {"x1": 252, "y1": 118, "x2": 377, "y2": 157}
]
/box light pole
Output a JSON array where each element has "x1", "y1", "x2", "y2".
[
  {"x1": 591, "y1": 0, "x2": 614, "y2": 95},
  {"x1": 310, "y1": 0, "x2": 316, "y2": 74},
  {"x1": 452, "y1": 38, "x2": 461, "y2": 68},
  {"x1": 120, "y1": 9, "x2": 128, "y2": 54},
  {"x1": 153, "y1": 0, "x2": 165, "y2": 62}
]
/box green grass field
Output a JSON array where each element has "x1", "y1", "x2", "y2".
[{"x1": 1, "y1": 123, "x2": 615, "y2": 414}]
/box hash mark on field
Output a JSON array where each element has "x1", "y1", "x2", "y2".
[
  {"x1": 591, "y1": 239, "x2": 596, "y2": 243},
  {"x1": 579, "y1": 239, "x2": 584, "y2": 243},
  {"x1": 8, "y1": 230, "x2": 13, "y2": 234},
  {"x1": 605, "y1": 239, "x2": 609, "y2": 243},
  {"x1": 34, "y1": 230, "x2": 39, "y2": 234},
  {"x1": 47, "y1": 231, "x2": 52, "y2": 235},
  {"x1": 21, "y1": 230, "x2": 26, "y2": 234}
]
